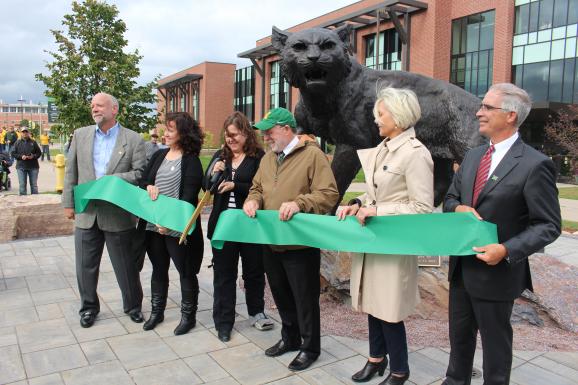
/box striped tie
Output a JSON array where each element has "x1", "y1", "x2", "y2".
[
  {"x1": 472, "y1": 144, "x2": 495, "y2": 207},
  {"x1": 277, "y1": 152, "x2": 286, "y2": 165}
]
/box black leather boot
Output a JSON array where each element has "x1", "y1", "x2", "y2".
[
  {"x1": 174, "y1": 279, "x2": 198, "y2": 336},
  {"x1": 352, "y1": 357, "x2": 388, "y2": 382},
  {"x1": 143, "y1": 281, "x2": 168, "y2": 331}
]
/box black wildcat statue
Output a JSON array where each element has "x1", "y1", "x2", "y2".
[{"x1": 271, "y1": 24, "x2": 485, "y2": 206}]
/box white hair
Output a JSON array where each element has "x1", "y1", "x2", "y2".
[
  {"x1": 94, "y1": 92, "x2": 119, "y2": 109},
  {"x1": 489, "y1": 83, "x2": 532, "y2": 127},
  {"x1": 373, "y1": 87, "x2": 421, "y2": 130}
]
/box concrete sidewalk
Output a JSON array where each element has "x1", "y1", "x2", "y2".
[{"x1": 0, "y1": 231, "x2": 577, "y2": 385}]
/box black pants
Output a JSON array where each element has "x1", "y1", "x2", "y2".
[
  {"x1": 212, "y1": 242, "x2": 265, "y2": 331},
  {"x1": 368, "y1": 314, "x2": 409, "y2": 374},
  {"x1": 41, "y1": 144, "x2": 50, "y2": 161},
  {"x1": 445, "y1": 274, "x2": 514, "y2": 385},
  {"x1": 145, "y1": 229, "x2": 203, "y2": 283},
  {"x1": 75, "y1": 223, "x2": 143, "y2": 314},
  {"x1": 263, "y1": 246, "x2": 320, "y2": 356}
]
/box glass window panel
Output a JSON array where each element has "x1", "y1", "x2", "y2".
[
  {"x1": 513, "y1": 33, "x2": 529, "y2": 46},
  {"x1": 538, "y1": 29, "x2": 552, "y2": 41},
  {"x1": 515, "y1": 4, "x2": 530, "y2": 34},
  {"x1": 513, "y1": 64, "x2": 523, "y2": 87},
  {"x1": 479, "y1": 11, "x2": 495, "y2": 50},
  {"x1": 566, "y1": 37, "x2": 577, "y2": 57},
  {"x1": 516, "y1": 0, "x2": 531, "y2": 5},
  {"x1": 523, "y1": 61, "x2": 550, "y2": 101},
  {"x1": 574, "y1": 58, "x2": 578, "y2": 102},
  {"x1": 548, "y1": 59, "x2": 564, "y2": 101},
  {"x1": 466, "y1": 18, "x2": 480, "y2": 52},
  {"x1": 479, "y1": 50, "x2": 489, "y2": 69},
  {"x1": 570, "y1": 0, "x2": 578, "y2": 24},
  {"x1": 529, "y1": 1, "x2": 539, "y2": 32},
  {"x1": 551, "y1": 39, "x2": 566, "y2": 60},
  {"x1": 553, "y1": 0, "x2": 568, "y2": 27},
  {"x1": 539, "y1": 0, "x2": 554, "y2": 30},
  {"x1": 528, "y1": 32, "x2": 538, "y2": 43},
  {"x1": 567, "y1": 24, "x2": 577, "y2": 37},
  {"x1": 460, "y1": 18, "x2": 468, "y2": 53},
  {"x1": 562, "y1": 58, "x2": 575, "y2": 102},
  {"x1": 524, "y1": 41, "x2": 552, "y2": 62},
  {"x1": 513, "y1": 46, "x2": 526, "y2": 64},
  {"x1": 553, "y1": 26, "x2": 566, "y2": 39},
  {"x1": 471, "y1": 67, "x2": 479, "y2": 95}
]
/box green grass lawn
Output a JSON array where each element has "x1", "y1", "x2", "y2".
[
  {"x1": 341, "y1": 191, "x2": 363, "y2": 205},
  {"x1": 559, "y1": 187, "x2": 578, "y2": 200},
  {"x1": 353, "y1": 169, "x2": 365, "y2": 183},
  {"x1": 563, "y1": 220, "x2": 578, "y2": 232}
]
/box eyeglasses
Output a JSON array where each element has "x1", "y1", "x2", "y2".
[{"x1": 479, "y1": 103, "x2": 508, "y2": 112}]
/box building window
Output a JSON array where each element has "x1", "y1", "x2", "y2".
[
  {"x1": 513, "y1": 0, "x2": 578, "y2": 102},
  {"x1": 269, "y1": 61, "x2": 289, "y2": 109},
  {"x1": 450, "y1": 10, "x2": 495, "y2": 97},
  {"x1": 235, "y1": 66, "x2": 255, "y2": 121},
  {"x1": 191, "y1": 84, "x2": 199, "y2": 122},
  {"x1": 364, "y1": 29, "x2": 402, "y2": 70}
]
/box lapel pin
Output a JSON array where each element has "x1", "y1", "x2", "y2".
[{"x1": 491, "y1": 175, "x2": 498, "y2": 181}]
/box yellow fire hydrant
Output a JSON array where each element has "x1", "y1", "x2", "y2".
[{"x1": 55, "y1": 154, "x2": 66, "y2": 193}]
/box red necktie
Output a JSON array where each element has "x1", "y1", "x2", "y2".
[{"x1": 472, "y1": 144, "x2": 495, "y2": 207}]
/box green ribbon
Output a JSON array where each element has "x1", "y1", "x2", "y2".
[
  {"x1": 211, "y1": 209, "x2": 497, "y2": 256},
  {"x1": 73, "y1": 175, "x2": 196, "y2": 234}
]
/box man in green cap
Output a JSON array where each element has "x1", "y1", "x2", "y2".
[{"x1": 244, "y1": 107, "x2": 339, "y2": 371}]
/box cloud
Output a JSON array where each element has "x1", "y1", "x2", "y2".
[{"x1": 0, "y1": 0, "x2": 354, "y2": 104}]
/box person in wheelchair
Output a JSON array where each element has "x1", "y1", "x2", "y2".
[{"x1": 0, "y1": 150, "x2": 13, "y2": 190}]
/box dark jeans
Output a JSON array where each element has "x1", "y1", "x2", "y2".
[
  {"x1": 41, "y1": 145, "x2": 50, "y2": 161},
  {"x1": 75, "y1": 223, "x2": 143, "y2": 314},
  {"x1": 368, "y1": 314, "x2": 409, "y2": 374},
  {"x1": 445, "y1": 274, "x2": 514, "y2": 385},
  {"x1": 17, "y1": 168, "x2": 39, "y2": 195},
  {"x1": 212, "y1": 242, "x2": 265, "y2": 331},
  {"x1": 263, "y1": 246, "x2": 321, "y2": 355},
  {"x1": 145, "y1": 230, "x2": 203, "y2": 283}
]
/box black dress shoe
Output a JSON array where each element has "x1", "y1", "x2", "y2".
[
  {"x1": 265, "y1": 339, "x2": 300, "y2": 357},
  {"x1": 352, "y1": 358, "x2": 388, "y2": 382},
  {"x1": 129, "y1": 310, "x2": 144, "y2": 323},
  {"x1": 288, "y1": 351, "x2": 319, "y2": 371},
  {"x1": 80, "y1": 311, "x2": 97, "y2": 328},
  {"x1": 378, "y1": 372, "x2": 410, "y2": 385},
  {"x1": 217, "y1": 329, "x2": 231, "y2": 342}
]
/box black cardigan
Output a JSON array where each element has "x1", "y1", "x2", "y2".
[
  {"x1": 206, "y1": 148, "x2": 264, "y2": 239},
  {"x1": 139, "y1": 148, "x2": 203, "y2": 235}
]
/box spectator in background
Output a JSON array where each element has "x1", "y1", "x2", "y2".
[
  {"x1": 40, "y1": 131, "x2": 51, "y2": 161},
  {"x1": 11, "y1": 127, "x2": 41, "y2": 195},
  {"x1": 0, "y1": 127, "x2": 6, "y2": 152},
  {"x1": 145, "y1": 133, "x2": 160, "y2": 163},
  {"x1": 5, "y1": 127, "x2": 18, "y2": 160}
]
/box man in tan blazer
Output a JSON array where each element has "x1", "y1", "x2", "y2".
[{"x1": 62, "y1": 92, "x2": 145, "y2": 328}]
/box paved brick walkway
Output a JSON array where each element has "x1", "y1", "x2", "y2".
[{"x1": 1, "y1": 233, "x2": 577, "y2": 385}]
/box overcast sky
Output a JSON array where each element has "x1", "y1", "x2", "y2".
[{"x1": 0, "y1": 0, "x2": 355, "y2": 105}]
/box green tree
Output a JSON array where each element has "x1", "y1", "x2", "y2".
[
  {"x1": 19, "y1": 119, "x2": 30, "y2": 128},
  {"x1": 36, "y1": 0, "x2": 158, "y2": 135}
]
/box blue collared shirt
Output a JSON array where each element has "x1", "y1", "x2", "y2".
[{"x1": 93, "y1": 122, "x2": 120, "y2": 178}]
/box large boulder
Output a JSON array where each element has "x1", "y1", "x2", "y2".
[{"x1": 0, "y1": 194, "x2": 74, "y2": 242}]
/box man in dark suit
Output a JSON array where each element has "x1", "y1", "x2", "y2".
[
  {"x1": 442, "y1": 83, "x2": 561, "y2": 385},
  {"x1": 62, "y1": 92, "x2": 145, "y2": 328}
]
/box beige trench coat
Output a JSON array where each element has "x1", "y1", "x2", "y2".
[{"x1": 350, "y1": 127, "x2": 434, "y2": 322}]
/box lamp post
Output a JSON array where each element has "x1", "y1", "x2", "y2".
[{"x1": 17, "y1": 96, "x2": 25, "y2": 126}]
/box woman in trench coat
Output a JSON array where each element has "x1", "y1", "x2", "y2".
[{"x1": 338, "y1": 87, "x2": 434, "y2": 385}]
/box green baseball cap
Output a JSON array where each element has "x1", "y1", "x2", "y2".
[{"x1": 253, "y1": 108, "x2": 297, "y2": 130}]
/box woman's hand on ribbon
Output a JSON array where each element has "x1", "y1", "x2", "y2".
[
  {"x1": 336, "y1": 203, "x2": 360, "y2": 220},
  {"x1": 146, "y1": 185, "x2": 159, "y2": 201},
  {"x1": 356, "y1": 206, "x2": 377, "y2": 226},
  {"x1": 156, "y1": 225, "x2": 169, "y2": 235}
]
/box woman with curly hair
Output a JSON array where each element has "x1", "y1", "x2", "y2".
[
  {"x1": 206, "y1": 111, "x2": 270, "y2": 342},
  {"x1": 140, "y1": 112, "x2": 204, "y2": 335}
]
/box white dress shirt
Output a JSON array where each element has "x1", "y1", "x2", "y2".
[{"x1": 488, "y1": 132, "x2": 519, "y2": 179}]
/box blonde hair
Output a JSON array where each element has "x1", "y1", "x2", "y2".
[{"x1": 373, "y1": 87, "x2": 421, "y2": 130}]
